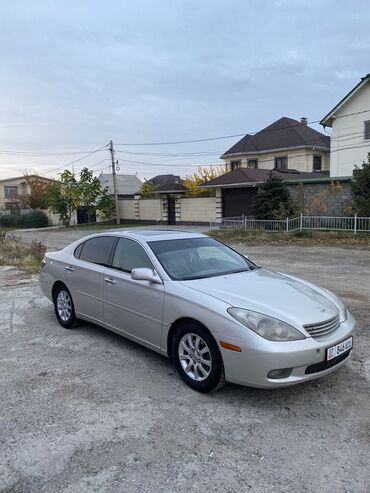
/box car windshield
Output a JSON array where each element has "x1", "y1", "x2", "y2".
[{"x1": 148, "y1": 237, "x2": 258, "y2": 280}]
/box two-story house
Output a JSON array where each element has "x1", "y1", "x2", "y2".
[
  {"x1": 0, "y1": 175, "x2": 55, "y2": 211},
  {"x1": 320, "y1": 74, "x2": 370, "y2": 177},
  {"x1": 221, "y1": 116, "x2": 330, "y2": 173}
]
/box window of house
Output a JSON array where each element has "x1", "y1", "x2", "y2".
[
  {"x1": 230, "y1": 160, "x2": 241, "y2": 171},
  {"x1": 313, "y1": 155, "x2": 322, "y2": 171},
  {"x1": 79, "y1": 236, "x2": 116, "y2": 266},
  {"x1": 365, "y1": 121, "x2": 370, "y2": 140},
  {"x1": 274, "y1": 156, "x2": 288, "y2": 169},
  {"x1": 247, "y1": 159, "x2": 258, "y2": 169},
  {"x1": 4, "y1": 186, "x2": 18, "y2": 199},
  {"x1": 112, "y1": 238, "x2": 154, "y2": 273}
]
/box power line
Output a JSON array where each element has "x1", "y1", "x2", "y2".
[
  {"x1": 41, "y1": 144, "x2": 109, "y2": 176},
  {"x1": 114, "y1": 108, "x2": 370, "y2": 146}
]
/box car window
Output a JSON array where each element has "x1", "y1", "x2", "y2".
[
  {"x1": 112, "y1": 238, "x2": 154, "y2": 273},
  {"x1": 148, "y1": 237, "x2": 256, "y2": 280},
  {"x1": 74, "y1": 242, "x2": 84, "y2": 258},
  {"x1": 79, "y1": 236, "x2": 116, "y2": 266}
]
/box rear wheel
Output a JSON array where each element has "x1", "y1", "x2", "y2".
[
  {"x1": 53, "y1": 285, "x2": 78, "y2": 329},
  {"x1": 172, "y1": 321, "x2": 225, "y2": 392}
]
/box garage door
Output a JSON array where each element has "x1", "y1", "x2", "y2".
[{"x1": 222, "y1": 188, "x2": 257, "y2": 217}]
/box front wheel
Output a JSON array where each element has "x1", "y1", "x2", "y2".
[
  {"x1": 53, "y1": 285, "x2": 78, "y2": 329},
  {"x1": 172, "y1": 321, "x2": 225, "y2": 392}
]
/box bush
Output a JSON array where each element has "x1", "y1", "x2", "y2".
[
  {"x1": 0, "y1": 210, "x2": 49, "y2": 228},
  {"x1": 21, "y1": 210, "x2": 49, "y2": 228}
]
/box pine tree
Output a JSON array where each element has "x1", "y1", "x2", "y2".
[{"x1": 255, "y1": 175, "x2": 297, "y2": 219}]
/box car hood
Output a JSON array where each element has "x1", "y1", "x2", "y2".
[{"x1": 180, "y1": 268, "x2": 338, "y2": 329}]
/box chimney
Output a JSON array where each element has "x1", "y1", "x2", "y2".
[{"x1": 300, "y1": 117, "x2": 308, "y2": 125}]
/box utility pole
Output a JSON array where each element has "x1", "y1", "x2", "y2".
[{"x1": 109, "y1": 140, "x2": 120, "y2": 225}]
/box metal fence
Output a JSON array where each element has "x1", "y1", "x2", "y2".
[{"x1": 209, "y1": 214, "x2": 370, "y2": 234}]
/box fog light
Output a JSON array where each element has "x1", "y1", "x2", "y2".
[{"x1": 267, "y1": 368, "x2": 292, "y2": 379}]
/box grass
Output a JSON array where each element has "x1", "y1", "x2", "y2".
[
  {"x1": 0, "y1": 231, "x2": 46, "y2": 273},
  {"x1": 208, "y1": 228, "x2": 370, "y2": 247}
]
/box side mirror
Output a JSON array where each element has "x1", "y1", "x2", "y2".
[{"x1": 131, "y1": 268, "x2": 162, "y2": 284}]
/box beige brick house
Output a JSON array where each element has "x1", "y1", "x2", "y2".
[
  {"x1": 0, "y1": 175, "x2": 55, "y2": 211},
  {"x1": 221, "y1": 117, "x2": 330, "y2": 173}
]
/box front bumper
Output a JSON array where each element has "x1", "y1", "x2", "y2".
[{"x1": 219, "y1": 312, "x2": 356, "y2": 388}]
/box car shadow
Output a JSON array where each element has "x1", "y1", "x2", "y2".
[{"x1": 70, "y1": 319, "x2": 347, "y2": 409}]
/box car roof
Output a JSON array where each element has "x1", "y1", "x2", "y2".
[{"x1": 89, "y1": 229, "x2": 206, "y2": 242}]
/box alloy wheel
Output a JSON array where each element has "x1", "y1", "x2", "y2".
[
  {"x1": 178, "y1": 333, "x2": 212, "y2": 381},
  {"x1": 57, "y1": 290, "x2": 72, "y2": 322}
]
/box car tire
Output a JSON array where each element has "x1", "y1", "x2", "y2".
[
  {"x1": 53, "y1": 284, "x2": 79, "y2": 329},
  {"x1": 172, "y1": 321, "x2": 225, "y2": 393}
]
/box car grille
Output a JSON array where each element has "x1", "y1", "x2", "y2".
[
  {"x1": 303, "y1": 314, "x2": 340, "y2": 338},
  {"x1": 305, "y1": 349, "x2": 351, "y2": 374}
]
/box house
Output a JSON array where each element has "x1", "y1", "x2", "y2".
[
  {"x1": 0, "y1": 175, "x2": 55, "y2": 211},
  {"x1": 320, "y1": 74, "x2": 370, "y2": 177},
  {"x1": 202, "y1": 168, "x2": 336, "y2": 218},
  {"x1": 98, "y1": 173, "x2": 142, "y2": 197},
  {"x1": 145, "y1": 174, "x2": 183, "y2": 186},
  {"x1": 221, "y1": 117, "x2": 330, "y2": 173}
]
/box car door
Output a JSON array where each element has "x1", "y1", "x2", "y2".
[
  {"x1": 103, "y1": 237, "x2": 164, "y2": 349},
  {"x1": 65, "y1": 236, "x2": 117, "y2": 323}
]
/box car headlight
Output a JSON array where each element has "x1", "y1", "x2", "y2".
[{"x1": 227, "y1": 308, "x2": 306, "y2": 341}]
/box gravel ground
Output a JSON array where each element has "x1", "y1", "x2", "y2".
[{"x1": 0, "y1": 243, "x2": 369, "y2": 493}]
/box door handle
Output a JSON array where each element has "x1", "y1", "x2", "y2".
[
  {"x1": 65, "y1": 266, "x2": 74, "y2": 272},
  {"x1": 104, "y1": 277, "x2": 116, "y2": 285}
]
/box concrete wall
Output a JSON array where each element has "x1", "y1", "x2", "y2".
[
  {"x1": 118, "y1": 199, "x2": 136, "y2": 220},
  {"x1": 329, "y1": 82, "x2": 370, "y2": 177},
  {"x1": 180, "y1": 197, "x2": 217, "y2": 222},
  {"x1": 224, "y1": 148, "x2": 330, "y2": 173},
  {"x1": 118, "y1": 196, "x2": 217, "y2": 224}
]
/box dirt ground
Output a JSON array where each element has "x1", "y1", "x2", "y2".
[{"x1": 0, "y1": 239, "x2": 369, "y2": 493}]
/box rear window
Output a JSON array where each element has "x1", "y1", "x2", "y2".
[{"x1": 79, "y1": 236, "x2": 116, "y2": 266}]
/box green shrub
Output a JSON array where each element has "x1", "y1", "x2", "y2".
[
  {"x1": 21, "y1": 210, "x2": 49, "y2": 228},
  {"x1": 0, "y1": 210, "x2": 49, "y2": 228},
  {"x1": 0, "y1": 214, "x2": 18, "y2": 227}
]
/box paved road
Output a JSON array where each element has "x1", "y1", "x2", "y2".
[
  {"x1": 0, "y1": 244, "x2": 369, "y2": 492},
  {"x1": 10, "y1": 225, "x2": 210, "y2": 251}
]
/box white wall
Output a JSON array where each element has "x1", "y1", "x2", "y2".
[
  {"x1": 224, "y1": 148, "x2": 330, "y2": 173},
  {"x1": 329, "y1": 82, "x2": 370, "y2": 177},
  {"x1": 118, "y1": 199, "x2": 136, "y2": 220},
  {"x1": 180, "y1": 197, "x2": 216, "y2": 222},
  {"x1": 118, "y1": 196, "x2": 216, "y2": 223}
]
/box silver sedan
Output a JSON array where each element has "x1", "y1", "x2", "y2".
[{"x1": 40, "y1": 230, "x2": 355, "y2": 392}]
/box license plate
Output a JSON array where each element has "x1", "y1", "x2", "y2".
[{"x1": 326, "y1": 337, "x2": 353, "y2": 361}]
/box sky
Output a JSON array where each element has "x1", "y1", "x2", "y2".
[{"x1": 0, "y1": 0, "x2": 369, "y2": 181}]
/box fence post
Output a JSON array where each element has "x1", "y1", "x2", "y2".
[
  {"x1": 354, "y1": 213, "x2": 357, "y2": 235},
  {"x1": 300, "y1": 213, "x2": 303, "y2": 232},
  {"x1": 286, "y1": 217, "x2": 289, "y2": 233}
]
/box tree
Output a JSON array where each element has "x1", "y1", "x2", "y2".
[
  {"x1": 46, "y1": 168, "x2": 116, "y2": 226},
  {"x1": 140, "y1": 181, "x2": 159, "y2": 197},
  {"x1": 46, "y1": 170, "x2": 80, "y2": 226},
  {"x1": 96, "y1": 187, "x2": 115, "y2": 220},
  {"x1": 183, "y1": 166, "x2": 226, "y2": 196},
  {"x1": 79, "y1": 168, "x2": 104, "y2": 222},
  {"x1": 255, "y1": 175, "x2": 298, "y2": 219},
  {"x1": 351, "y1": 153, "x2": 370, "y2": 216},
  {"x1": 19, "y1": 174, "x2": 51, "y2": 210}
]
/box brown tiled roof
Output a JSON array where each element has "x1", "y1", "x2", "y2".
[
  {"x1": 155, "y1": 182, "x2": 188, "y2": 193},
  {"x1": 222, "y1": 117, "x2": 330, "y2": 157},
  {"x1": 146, "y1": 174, "x2": 182, "y2": 186},
  {"x1": 202, "y1": 168, "x2": 330, "y2": 188}
]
